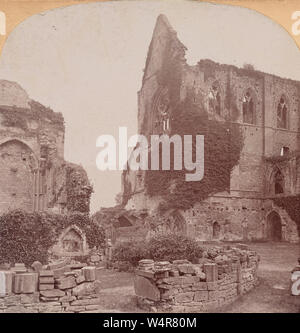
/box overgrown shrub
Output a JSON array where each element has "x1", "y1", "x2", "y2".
[
  {"x1": 148, "y1": 233, "x2": 204, "y2": 263},
  {"x1": 0, "y1": 210, "x2": 105, "y2": 266},
  {"x1": 112, "y1": 240, "x2": 150, "y2": 267},
  {"x1": 112, "y1": 234, "x2": 204, "y2": 268},
  {"x1": 0, "y1": 210, "x2": 55, "y2": 266}
]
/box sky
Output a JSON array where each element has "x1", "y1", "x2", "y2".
[{"x1": 0, "y1": 0, "x2": 299, "y2": 213}]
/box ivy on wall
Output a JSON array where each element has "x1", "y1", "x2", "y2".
[
  {"x1": 65, "y1": 164, "x2": 93, "y2": 214},
  {"x1": 144, "y1": 92, "x2": 243, "y2": 212},
  {"x1": 0, "y1": 100, "x2": 64, "y2": 133},
  {"x1": 273, "y1": 195, "x2": 300, "y2": 236},
  {"x1": 0, "y1": 210, "x2": 105, "y2": 266}
]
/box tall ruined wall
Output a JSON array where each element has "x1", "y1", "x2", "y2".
[
  {"x1": 0, "y1": 80, "x2": 91, "y2": 214},
  {"x1": 264, "y1": 75, "x2": 300, "y2": 156},
  {"x1": 122, "y1": 15, "x2": 300, "y2": 243}
]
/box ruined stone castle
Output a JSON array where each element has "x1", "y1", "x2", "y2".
[
  {"x1": 121, "y1": 15, "x2": 300, "y2": 243},
  {"x1": 0, "y1": 80, "x2": 91, "y2": 214}
]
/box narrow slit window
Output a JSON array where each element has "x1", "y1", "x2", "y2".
[
  {"x1": 277, "y1": 96, "x2": 288, "y2": 129},
  {"x1": 242, "y1": 91, "x2": 255, "y2": 124}
]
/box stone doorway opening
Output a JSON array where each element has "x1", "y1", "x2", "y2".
[{"x1": 267, "y1": 211, "x2": 282, "y2": 241}]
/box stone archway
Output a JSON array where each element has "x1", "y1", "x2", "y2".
[
  {"x1": 0, "y1": 139, "x2": 37, "y2": 212},
  {"x1": 266, "y1": 211, "x2": 282, "y2": 241},
  {"x1": 51, "y1": 225, "x2": 89, "y2": 257}
]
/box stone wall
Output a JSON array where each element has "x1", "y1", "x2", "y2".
[
  {"x1": 121, "y1": 14, "x2": 300, "y2": 243},
  {"x1": 0, "y1": 80, "x2": 91, "y2": 214},
  {"x1": 0, "y1": 258, "x2": 104, "y2": 313},
  {"x1": 134, "y1": 244, "x2": 259, "y2": 312}
]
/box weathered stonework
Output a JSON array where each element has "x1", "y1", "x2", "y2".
[
  {"x1": 121, "y1": 15, "x2": 300, "y2": 243},
  {"x1": 0, "y1": 80, "x2": 91, "y2": 214},
  {"x1": 0, "y1": 259, "x2": 104, "y2": 313},
  {"x1": 134, "y1": 244, "x2": 259, "y2": 312}
]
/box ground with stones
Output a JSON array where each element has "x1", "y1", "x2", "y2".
[{"x1": 95, "y1": 242, "x2": 299, "y2": 313}]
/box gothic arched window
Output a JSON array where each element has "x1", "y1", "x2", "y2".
[
  {"x1": 154, "y1": 87, "x2": 170, "y2": 133},
  {"x1": 277, "y1": 96, "x2": 288, "y2": 129},
  {"x1": 242, "y1": 90, "x2": 255, "y2": 124},
  {"x1": 208, "y1": 83, "x2": 221, "y2": 115}
]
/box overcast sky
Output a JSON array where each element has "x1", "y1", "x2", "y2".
[{"x1": 0, "y1": 0, "x2": 299, "y2": 213}]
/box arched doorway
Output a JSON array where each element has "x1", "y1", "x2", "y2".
[
  {"x1": 266, "y1": 211, "x2": 282, "y2": 241},
  {"x1": 213, "y1": 222, "x2": 221, "y2": 239},
  {"x1": 0, "y1": 139, "x2": 36, "y2": 212}
]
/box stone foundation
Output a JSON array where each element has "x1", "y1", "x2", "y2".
[
  {"x1": 0, "y1": 259, "x2": 105, "y2": 313},
  {"x1": 134, "y1": 244, "x2": 259, "y2": 312}
]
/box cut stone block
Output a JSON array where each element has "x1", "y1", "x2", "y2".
[
  {"x1": 13, "y1": 273, "x2": 38, "y2": 294},
  {"x1": 69, "y1": 263, "x2": 85, "y2": 270},
  {"x1": 95, "y1": 267, "x2": 105, "y2": 280},
  {"x1": 70, "y1": 297, "x2": 101, "y2": 306},
  {"x1": 53, "y1": 267, "x2": 67, "y2": 279},
  {"x1": 177, "y1": 264, "x2": 195, "y2": 275},
  {"x1": 40, "y1": 289, "x2": 65, "y2": 298},
  {"x1": 20, "y1": 292, "x2": 39, "y2": 304},
  {"x1": 203, "y1": 263, "x2": 218, "y2": 282},
  {"x1": 47, "y1": 258, "x2": 71, "y2": 270},
  {"x1": 11, "y1": 267, "x2": 27, "y2": 274},
  {"x1": 39, "y1": 270, "x2": 54, "y2": 277},
  {"x1": 55, "y1": 276, "x2": 76, "y2": 290},
  {"x1": 15, "y1": 263, "x2": 25, "y2": 267},
  {"x1": 72, "y1": 281, "x2": 100, "y2": 296},
  {"x1": 135, "y1": 269, "x2": 155, "y2": 279},
  {"x1": 59, "y1": 295, "x2": 76, "y2": 302},
  {"x1": 82, "y1": 266, "x2": 96, "y2": 282},
  {"x1": 39, "y1": 284, "x2": 54, "y2": 291},
  {"x1": 39, "y1": 277, "x2": 55, "y2": 284},
  {"x1": 134, "y1": 276, "x2": 160, "y2": 301},
  {"x1": 0, "y1": 271, "x2": 14, "y2": 296},
  {"x1": 76, "y1": 275, "x2": 85, "y2": 284}
]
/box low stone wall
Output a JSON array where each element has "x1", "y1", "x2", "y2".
[
  {"x1": 134, "y1": 244, "x2": 259, "y2": 312},
  {"x1": 0, "y1": 259, "x2": 105, "y2": 313}
]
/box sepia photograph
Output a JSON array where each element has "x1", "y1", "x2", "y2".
[{"x1": 0, "y1": 0, "x2": 299, "y2": 318}]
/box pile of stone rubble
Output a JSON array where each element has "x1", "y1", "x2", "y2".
[{"x1": 0, "y1": 258, "x2": 105, "y2": 313}]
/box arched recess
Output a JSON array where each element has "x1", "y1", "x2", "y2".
[
  {"x1": 208, "y1": 81, "x2": 222, "y2": 115},
  {"x1": 268, "y1": 167, "x2": 285, "y2": 196},
  {"x1": 54, "y1": 225, "x2": 88, "y2": 256},
  {"x1": 0, "y1": 139, "x2": 37, "y2": 212},
  {"x1": 152, "y1": 86, "x2": 171, "y2": 133},
  {"x1": 212, "y1": 221, "x2": 221, "y2": 239},
  {"x1": 276, "y1": 94, "x2": 289, "y2": 129},
  {"x1": 242, "y1": 88, "x2": 256, "y2": 125},
  {"x1": 266, "y1": 211, "x2": 282, "y2": 241}
]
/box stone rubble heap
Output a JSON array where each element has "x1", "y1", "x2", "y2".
[
  {"x1": 0, "y1": 258, "x2": 105, "y2": 313},
  {"x1": 134, "y1": 244, "x2": 260, "y2": 312}
]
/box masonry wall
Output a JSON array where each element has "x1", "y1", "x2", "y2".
[
  {"x1": 122, "y1": 15, "x2": 300, "y2": 243},
  {"x1": 0, "y1": 259, "x2": 104, "y2": 313},
  {"x1": 134, "y1": 244, "x2": 259, "y2": 312},
  {"x1": 0, "y1": 80, "x2": 91, "y2": 214}
]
